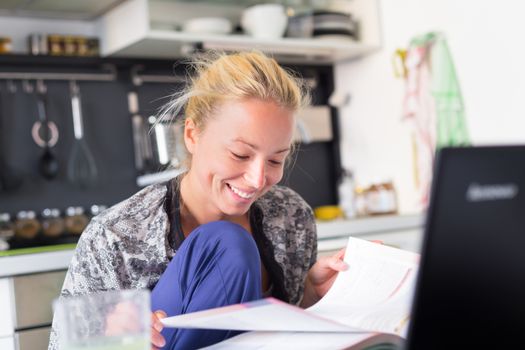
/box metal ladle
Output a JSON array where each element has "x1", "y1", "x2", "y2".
[{"x1": 35, "y1": 83, "x2": 59, "y2": 180}]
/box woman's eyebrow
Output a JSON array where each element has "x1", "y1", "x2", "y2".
[{"x1": 233, "y1": 138, "x2": 290, "y2": 154}]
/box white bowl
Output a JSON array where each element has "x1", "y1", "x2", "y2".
[
  {"x1": 241, "y1": 4, "x2": 288, "y2": 39},
  {"x1": 182, "y1": 17, "x2": 232, "y2": 35}
]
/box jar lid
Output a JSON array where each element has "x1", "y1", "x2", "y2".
[
  {"x1": 66, "y1": 206, "x2": 76, "y2": 216},
  {"x1": 90, "y1": 204, "x2": 107, "y2": 216},
  {"x1": 75, "y1": 206, "x2": 85, "y2": 215},
  {"x1": 42, "y1": 208, "x2": 61, "y2": 218},
  {"x1": 16, "y1": 211, "x2": 28, "y2": 219}
]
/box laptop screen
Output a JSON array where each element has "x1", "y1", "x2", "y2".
[{"x1": 406, "y1": 146, "x2": 525, "y2": 349}]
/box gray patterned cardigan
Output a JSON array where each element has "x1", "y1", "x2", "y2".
[{"x1": 48, "y1": 182, "x2": 317, "y2": 349}]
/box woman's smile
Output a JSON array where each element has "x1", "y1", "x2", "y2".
[{"x1": 226, "y1": 183, "x2": 256, "y2": 200}]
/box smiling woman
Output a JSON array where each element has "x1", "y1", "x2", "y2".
[{"x1": 49, "y1": 51, "x2": 349, "y2": 350}]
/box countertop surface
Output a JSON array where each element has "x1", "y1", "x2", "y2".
[{"x1": 0, "y1": 214, "x2": 424, "y2": 278}]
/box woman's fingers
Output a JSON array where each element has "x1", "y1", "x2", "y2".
[
  {"x1": 151, "y1": 310, "x2": 167, "y2": 348},
  {"x1": 329, "y1": 255, "x2": 348, "y2": 271},
  {"x1": 151, "y1": 328, "x2": 166, "y2": 348},
  {"x1": 152, "y1": 310, "x2": 167, "y2": 332},
  {"x1": 334, "y1": 248, "x2": 346, "y2": 260},
  {"x1": 329, "y1": 248, "x2": 348, "y2": 271}
]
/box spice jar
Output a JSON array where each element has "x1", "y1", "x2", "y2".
[
  {"x1": 48, "y1": 35, "x2": 63, "y2": 56},
  {"x1": 0, "y1": 37, "x2": 12, "y2": 54},
  {"x1": 14, "y1": 210, "x2": 41, "y2": 239},
  {"x1": 365, "y1": 180, "x2": 398, "y2": 215},
  {"x1": 63, "y1": 36, "x2": 76, "y2": 55},
  {"x1": 90, "y1": 204, "x2": 107, "y2": 218},
  {"x1": 41, "y1": 208, "x2": 65, "y2": 238},
  {"x1": 65, "y1": 207, "x2": 89, "y2": 235},
  {"x1": 0, "y1": 213, "x2": 15, "y2": 241},
  {"x1": 76, "y1": 36, "x2": 89, "y2": 56},
  {"x1": 354, "y1": 186, "x2": 368, "y2": 217},
  {"x1": 87, "y1": 38, "x2": 100, "y2": 56},
  {"x1": 338, "y1": 169, "x2": 356, "y2": 219},
  {"x1": 28, "y1": 33, "x2": 48, "y2": 55}
]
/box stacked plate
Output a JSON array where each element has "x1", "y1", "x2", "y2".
[{"x1": 311, "y1": 10, "x2": 358, "y2": 40}]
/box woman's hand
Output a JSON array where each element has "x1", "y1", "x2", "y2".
[
  {"x1": 300, "y1": 248, "x2": 348, "y2": 308},
  {"x1": 151, "y1": 310, "x2": 167, "y2": 350}
]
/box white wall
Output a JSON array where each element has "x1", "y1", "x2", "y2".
[{"x1": 335, "y1": 0, "x2": 525, "y2": 214}]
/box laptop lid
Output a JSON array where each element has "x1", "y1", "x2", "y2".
[{"x1": 406, "y1": 145, "x2": 525, "y2": 349}]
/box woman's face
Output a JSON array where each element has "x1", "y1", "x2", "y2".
[{"x1": 185, "y1": 98, "x2": 294, "y2": 218}]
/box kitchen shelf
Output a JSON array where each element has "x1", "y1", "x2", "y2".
[
  {"x1": 98, "y1": 0, "x2": 382, "y2": 64},
  {"x1": 103, "y1": 30, "x2": 379, "y2": 63}
]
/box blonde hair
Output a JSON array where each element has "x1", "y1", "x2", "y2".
[{"x1": 159, "y1": 50, "x2": 310, "y2": 166}]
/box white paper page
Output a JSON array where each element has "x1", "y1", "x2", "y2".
[
  {"x1": 161, "y1": 298, "x2": 362, "y2": 332},
  {"x1": 308, "y1": 237, "x2": 419, "y2": 336},
  {"x1": 202, "y1": 331, "x2": 377, "y2": 350}
]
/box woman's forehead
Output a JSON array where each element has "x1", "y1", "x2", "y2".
[{"x1": 202, "y1": 99, "x2": 295, "y2": 147}]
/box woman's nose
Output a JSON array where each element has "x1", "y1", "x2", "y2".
[{"x1": 244, "y1": 160, "x2": 266, "y2": 189}]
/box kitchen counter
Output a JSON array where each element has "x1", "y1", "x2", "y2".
[
  {"x1": 316, "y1": 214, "x2": 423, "y2": 239},
  {"x1": 316, "y1": 214, "x2": 424, "y2": 255},
  {"x1": 0, "y1": 214, "x2": 424, "y2": 277},
  {"x1": 0, "y1": 249, "x2": 74, "y2": 278}
]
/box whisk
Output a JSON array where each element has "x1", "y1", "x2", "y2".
[{"x1": 67, "y1": 81, "x2": 98, "y2": 188}]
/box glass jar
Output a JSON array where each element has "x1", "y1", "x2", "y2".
[
  {"x1": 14, "y1": 210, "x2": 41, "y2": 239},
  {"x1": 0, "y1": 213, "x2": 15, "y2": 240},
  {"x1": 90, "y1": 204, "x2": 108, "y2": 218},
  {"x1": 48, "y1": 35, "x2": 63, "y2": 56},
  {"x1": 65, "y1": 207, "x2": 89, "y2": 235},
  {"x1": 76, "y1": 36, "x2": 89, "y2": 56},
  {"x1": 63, "y1": 36, "x2": 76, "y2": 55},
  {"x1": 0, "y1": 37, "x2": 13, "y2": 54},
  {"x1": 338, "y1": 169, "x2": 356, "y2": 219},
  {"x1": 41, "y1": 208, "x2": 65, "y2": 238},
  {"x1": 365, "y1": 180, "x2": 398, "y2": 215},
  {"x1": 354, "y1": 186, "x2": 368, "y2": 217},
  {"x1": 86, "y1": 38, "x2": 100, "y2": 56}
]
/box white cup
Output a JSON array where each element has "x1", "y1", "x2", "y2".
[{"x1": 241, "y1": 4, "x2": 288, "y2": 39}]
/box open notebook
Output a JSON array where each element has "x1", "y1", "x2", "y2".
[{"x1": 162, "y1": 236, "x2": 419, "y2": 349}]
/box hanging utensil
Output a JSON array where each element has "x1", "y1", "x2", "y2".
[
  {"x1": 67, "y1": 81, "x2": 98, "y2": 188},
  {"x1": 34, "y1": 81, "x2": 59, "y2": 180},
  {"x1": 128, "y1": 90, "x2": 154, "y2": 173},
  {"x1": 0, "y1": 86, "x2": 23, "y2": 192}
]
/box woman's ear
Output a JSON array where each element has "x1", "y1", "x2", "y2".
[{"x1": 184, "y1": 118, "x2": 198, "y2": 155}]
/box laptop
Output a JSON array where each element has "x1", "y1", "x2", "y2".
[{"x1": 405, "y1": 145, "x2": 525, "y2": 349}]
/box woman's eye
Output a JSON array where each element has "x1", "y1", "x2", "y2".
[
  {"x1": 232, "y1": 152, "x2": 249, "y2": 160},
  {"x1": 269, "y1": 160, "x2": 283, "y2": 166}
]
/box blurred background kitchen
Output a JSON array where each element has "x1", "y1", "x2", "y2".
[{"x1": 1, "y1": 1, "x2": 524, "y2": 349}]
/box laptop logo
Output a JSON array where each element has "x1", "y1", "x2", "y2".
[{"x1": 466, "y1": 183, "x2": 519, "y2": 202}]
